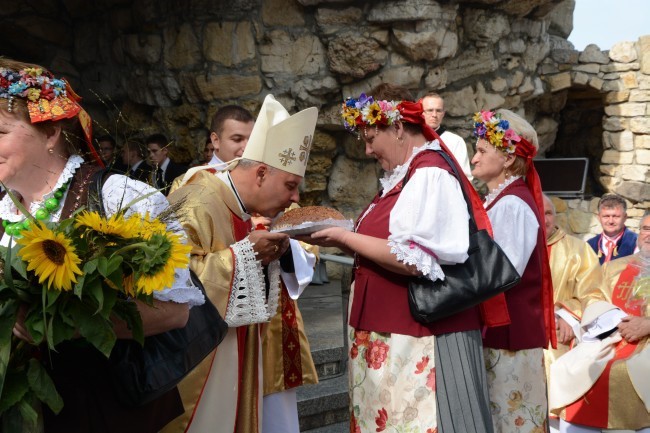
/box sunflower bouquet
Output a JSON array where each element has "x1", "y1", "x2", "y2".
[{"x1": 0, "y1": 209, "x2": 191, "y2": 430}]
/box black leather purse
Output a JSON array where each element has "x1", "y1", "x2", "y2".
[
  {"x1": 407, "y1": 150, "x2": 521, "y2": 323},
  {"x1": 88, "y1": 169, "x2": 229, "y2": 407}
]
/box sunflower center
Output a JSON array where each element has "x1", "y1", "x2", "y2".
[{"x1": 42, "y1": 239, "x2": 67, "y2": 265}]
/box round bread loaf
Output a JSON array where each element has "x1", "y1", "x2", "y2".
[{"x1": 272, "y1": 206, "x2": 345, "y2": 230}]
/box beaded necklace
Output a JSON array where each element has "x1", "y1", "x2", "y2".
[{"x1": 2, "y1": 181, "x2": 71, "y2": 237}]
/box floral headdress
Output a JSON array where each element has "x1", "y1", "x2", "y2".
[
  {"x1": 341, "y1": 93, "x2": 403, "y2": 132},
  {"x1": 0, "y1": 66, "x2": 100, "y2": 165},
  {"x1": 472, "y1": 110, "x2": 521, "y2": 154}
]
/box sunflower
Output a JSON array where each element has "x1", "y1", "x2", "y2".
[
  {"x1": 135, "y1": 233, "x2": 191, "y2": 295},
  {"x1": 137, "y1": 212, "x2": 168, "y2": 240},
  {"x1": 17, "y1": 223, "x2": 83, "y2": 291},
  {"x1": 75, "y1": 211, "x2": 139, "y2": 238}
]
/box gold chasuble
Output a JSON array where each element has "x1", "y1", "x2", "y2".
[
  {"x1": 163, "y1": 169, "x2": 317, "y2": 433},
  {"x1": 553, "y1": 255, "x2": 650, "y2": 430},
  {"x1": 545, "y1": 227, "x2": 604, "y2": 371}
]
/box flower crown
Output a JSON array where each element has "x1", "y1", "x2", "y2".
[
  {"x1": 472, "y1": 110, "x2": 520, "y2": 154},
  {"x1": 341, "y1": 93, "x2": 402, "y2": 132},
  {"x1": 0, "y1": 67, "x2": 82, "y2": 123}
]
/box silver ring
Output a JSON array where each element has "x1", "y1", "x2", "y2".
[{"x1": 274, "y1": 244, "x2": 279, "y2": 253}]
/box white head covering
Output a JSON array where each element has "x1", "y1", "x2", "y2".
[{"x1": 242, "y1": 94, "x2": 318, "y2": 177}]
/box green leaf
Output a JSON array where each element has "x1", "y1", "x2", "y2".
[
  {"x1": 23, "y1": 308, "x2": 47, "y2": 349},
  {"x1": 0, "y1": 369, "x2": 28, "y2": 413},
  {"x1": 27, "y1": 359, "x2": 63, "y2": 414},
  {"x1": 97, "y1": 256, "x2": 109, "y2": 278},
  {"x1": 17, "y1": 397, "x2": 39, "y2": 429},
  {"x1": 77, "y1": 309, "x2": 116, "y2": 358},
  {"x1": 75, "y1": 261, "x2": 99, "y2": 299},
  {"x1": 0, "y1": 301, "x2": 19, "y2": 398}
]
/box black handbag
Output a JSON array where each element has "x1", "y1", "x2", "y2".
[
  {"x1": 88, "y1": 169, "x2": 229, "y2": 407},
  {"x1": 407, "y1": 150, "x2": 521, "y2": 323}
]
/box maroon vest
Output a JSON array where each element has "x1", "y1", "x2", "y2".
[
  {"x1": 482, "y1": 179, "x2": 546, "y2": 350},
  {"x1": 349, "y1": 151, "x2": 481, "y2": 337}
]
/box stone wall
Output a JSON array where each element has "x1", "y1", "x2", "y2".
[{"x1": 0, "y1": 0, "x2": 647, "y2": 237}]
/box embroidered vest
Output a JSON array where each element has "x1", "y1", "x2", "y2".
[
  {"x1": 349, "y1": 151, "x2": 481, "y2": 337},
  {"x1": 482, "y1": 179, "x2": 547, "y2": 350}
]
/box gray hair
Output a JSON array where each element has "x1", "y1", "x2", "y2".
[
  {"x1": 598, "y1": 193, "x2": 627, "y2": 212},
  {"x1": 543, "y1": 194, "x2": 556, "y2": 215}
]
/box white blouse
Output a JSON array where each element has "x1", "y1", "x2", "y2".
[
  {"x1": 484, "y1": 177, "x2": 539, "y2": 277},
  {"x1": 382, "y1": 141, "x2": 470, "y2": 282},
  {"x1": 0, "y1": 155, "x2": 204, "y2": 307}
]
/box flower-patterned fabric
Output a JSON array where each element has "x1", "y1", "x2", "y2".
[
  {"x1": 348, "y1": 326, "x2": 439, "y2": 433},
  {"x1": 484, "y1": 348, "x2": 548, "y2": 433}
]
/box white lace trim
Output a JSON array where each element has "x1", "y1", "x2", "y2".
[
  {"x1": 266, "y1": 260, "x2": 281, "y2": 317},
  {"x1": 379, "y1": 140, "x2": 441, "y2": 197},
  {"x1": 226, "y1": 237, "x2": 280, "y2": 327},
  {"x1": 0, "y1": 154, "x2": 84, "y2": 222},
  {"x1": 388, "y1": 240, "x2": 445, "y2": 281},
  {"x1": 483, "y1": 175, "x2": 521, "y2": 208},
  {"x1": 154, "y1": 269, "x2": 205, "y2": 307}
]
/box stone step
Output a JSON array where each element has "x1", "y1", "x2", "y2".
[{"x1": 297, "y1": 374, "x2": 349, "y2": 432}]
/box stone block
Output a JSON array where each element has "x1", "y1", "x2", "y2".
[
  {"x1": 604, "y1": 91, "x2": 630, "y2": 104},
  {"x1": 638, "y1": 35, "x2": 650, "y2": 74},
  {"x1": 445, "y1": 48, "x2": 499, "y2": 84},
  {"x1": 599, "y1": 175, "x2": 621, "y2": 191},
  {"x1": 292, "y1": 76, "x2": 339, "y2": 106},
  {"x1": 491, "y1": 77, "x2": 508, "y2": 92},
  {"x1": 609, "y1": 41, "x2": 638, "y2": 63},
  {"x1": 550, "y1": 49, "x2": 579, "y2": 64},
  {"x1": 476, "y1": 82, "x2": 506, "y2": 110},
  {"x1": 604, "y1": 130, "x2": 634, "y2": 151},
  {"x1": 163, "y1": 24, "x2": 201, "y2": 69},
  {"x1": 328, "y1": 156, "x2": 379, "y2": 206},
  {"x1": 630, "y1": 90, "x2": 650, "y2": 102},
  {"x1": 621, "y1": 165, "x2": 649, "y2": 182},
  {"x1": 635, "y1": 134, "x2": 650, "y2": 149},
  {"x1": 315, "y1": 7, "x2": 363, "y2": 34},
  {"x1": 640, "y1": 75, "x2": 650, "y2": 90},
  {"x1": 588, "y1": 77, "x2": 604, "y2": 90},
  {"x1": 572, "y1": 71, "x2": 589, "y2": 85},
  {"x1": 326, "y1": 32, "x2": 386, "y2": 78},
  {"x1": 604, "y1": 103, "x2": 646, "y2": 117},
  {"x1": 600, "y1": 63, "x2": 640, "y2": 73},
  {"x1": 567, "y1": 209, "x2": 598, "y2": 234},
  {"x1": 367, "y1": 0, "x2": 451, "y2": 22},
  {"x1": 203, "y1": 22, "x2": 255, "y2": 66},
  {"x1": 312, "y1": 131, "x2": 337, "y2": 153},
  {"x1": 463, "y1": 8, "x2": 510, "y2": 43},
  {"x1": 573, "y1": 63, "x2": 600, "y2": 74},
  {"x1": 189, "y1": 74, "x2": 262, "y2": 101},
  {"x1": 393, "y1": 27, "x2": 458, "y2": 61},
  {"x1": 302, "y1": 173, "x2": 328, "y2": 193},
  {"x1": 307, "y1": 153, "x2": 334, "y2": 176},
  {"x1": 342, "y1": 134, "x2": 372, "y2": 160},
  {"x1": 579, "y1": 44, "x2": 609, "y2": 64},
  {"x1": 424, "y1": 67, "x2": 448, "y2": 90},
  {"x1": 636, "y1": 149, "x2": 650, "y2": 164},
  {"x1": 601, "y1": 149, "x2": 634, "y2": 164},
  {"x1": 620, "y1": 71, "x2": 639, "y2": 89},
  {"x1": 122, "y1": 34, "x2": 162, "y2": 64},
  {"x1": 261, "y1": 30, "x2": 326, "y2": 76},
  {"x1": 616, "y1": 180, "x2": 650, "y2": 202},
  {"x1": 262, "y1": 0, "x2": 304, "y2": 25},
  {"x1": 630, "y1": 118, "x2": 650, "y2": 134},
  {"x1": 602, "y1": 72, "x2": 620, "y2": 80},
  {"x1": 551, "y1": 196, "x2": 567, "y2": 213},
  {"x1": 547, "y1": 0, "x2": 575, "y2": 38},
  {"x1": 443, "y1": 85, "x2": 478, "y2": 116},
  {"x1": 602, "y1": 116, "x2": 628, "y2": 132},
  {"x1": 599, "y1": 164, "x2": 620, "y2": 177},
  {"x1": 545, "y1": 72, "x2": 571, "y2": 92}
]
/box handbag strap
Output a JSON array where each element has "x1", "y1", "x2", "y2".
[{"x1": 402, "y1": 149, "x2": 479, "y2": 234}]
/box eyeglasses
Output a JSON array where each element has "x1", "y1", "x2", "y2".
[
  {"x1": 423, "y1": 109, "x2": 444, "y2": 115},
  {"x1": 641, "y1": 226, "x2": 650, "y2": 233}
]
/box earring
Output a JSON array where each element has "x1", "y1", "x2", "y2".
[{"x1": 48, "y1": 148, "x2": 54, "y2": 155}]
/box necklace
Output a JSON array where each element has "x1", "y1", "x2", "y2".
[{"x1": 2, "y1": 181, "x2": 71, "y2": 237}]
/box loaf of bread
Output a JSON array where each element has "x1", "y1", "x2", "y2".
[{"x1": 272, "y1": 206, "x2": 346, "y2": 231}]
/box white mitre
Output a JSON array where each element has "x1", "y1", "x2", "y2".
[{"x1": 242, "y1": 94, "x2": 318, "y2": 177}]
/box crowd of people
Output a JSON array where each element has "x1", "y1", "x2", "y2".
[{"x1": 0, "y1": 56, "x2": 648, "y2": 433}]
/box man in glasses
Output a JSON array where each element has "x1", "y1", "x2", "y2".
[{"x1": 421, "y1": 92, "x2": 473, "y2": 180}]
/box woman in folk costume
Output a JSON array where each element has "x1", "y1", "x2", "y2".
[
  {"x1": 163, "y1": 95, "x2": 318, "y2": 433},
  {"x1": 0, "y1": 58, "x2": 204, "y2": 432},
  {"x1": 306, "y1": 83, "x2": 509, "y2": 433},
  {"x1": 470, "y1": 109, "x2": 556, "y2": 433}
]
